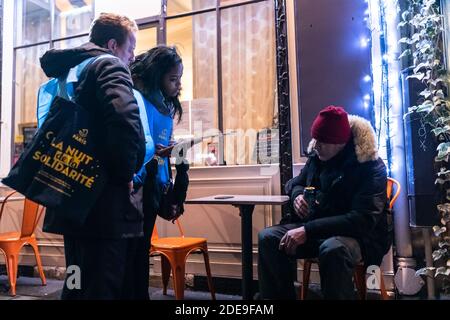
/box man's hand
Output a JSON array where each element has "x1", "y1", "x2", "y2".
[
  {"x1": 293, "y1": 194, "x2": 309, "y2": 219},
  {"x1": 279, "y1": 227, "x2": 307, "y2": 255}
]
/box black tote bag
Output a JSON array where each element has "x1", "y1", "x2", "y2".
[{"x1": 2, "y1": 70, "x2": 107, "y2": 226}]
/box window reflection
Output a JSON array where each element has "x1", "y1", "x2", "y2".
[
  {"x1": 136, "y1": 26, "x2": 158, "y2": 56},
  {"x1": 221, "y1": 2, "x2": 277, "y2": 165},
  {"x1": 220, "y1": 0, "x2": 248, "y2": 6},
  {"x1": 167, "y1": 0, "x2": 216, "y2": 16},
  {"x1": 54, "y1": 0, "x2": 93, "y2": 39},
  {"x1": 15, "y1": 0, "x2": 51, "y2": 46},
  {"x1": 167, "y1": 13, "x2": 219, "y2": 166},
  {"x1": 14, "y1": 44, "x2": 49, "y2": 138},
  {"x1": 54, "y1": 35, "x2": 89, "y2": 49}
]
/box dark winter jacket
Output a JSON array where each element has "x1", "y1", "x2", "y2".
[
  {"x1": 41, "y1": 43, "x2": 146, "y2": 238},
  {"x1": 285, "y1": 115, "x2": 393, "y2": 266}
]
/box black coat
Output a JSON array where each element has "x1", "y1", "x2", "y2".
[
  {"x1": 41, "y1": 43, "x2": 146, "y2": 238},
  {"x1": 285, "y1": 118, "x2": 393, "y2": 266}
]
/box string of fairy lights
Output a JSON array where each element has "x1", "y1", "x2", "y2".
[{"x1": 366, "y1": 0, "x2": 403, "y2": 176}]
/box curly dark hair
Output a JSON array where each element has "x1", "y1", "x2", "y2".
[{"x1": 130, "y1": 45, "x2": 183, "y2": 122}]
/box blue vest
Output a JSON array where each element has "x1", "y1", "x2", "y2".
[
  {"x1": 133, "y1": 90, "x2": 173, "y2": 189},
  {"x1": 36, "y1": 54, "x2": 113, "y2": 128}
]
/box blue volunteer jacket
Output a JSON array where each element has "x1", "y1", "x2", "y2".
[{"x1": 133, "y1": 90, "x2": 173, "y2": 189}]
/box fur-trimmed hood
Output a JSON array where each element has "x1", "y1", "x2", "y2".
[{"x1": 307, "y1": 115, "x2": 378, "y2": 163}]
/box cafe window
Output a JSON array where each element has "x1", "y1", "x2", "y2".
[
  {"x1": 11, "y1": 0, "x2": 95, "y2": 164},
  {"x1": 5, "y1": 0, "x2": 278, "y2": 172},
  {"x1": 168, "y1": 0, "x2": 278, "y2": 166},
  {"x1": 220, "y1": 1, "x2": 277, "y2": 165}
]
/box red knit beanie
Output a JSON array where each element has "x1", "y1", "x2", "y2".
[{"x1": 311, "y1": 106, "x2": 351, "y2": 144}]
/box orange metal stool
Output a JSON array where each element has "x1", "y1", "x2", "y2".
[
  {"x1": 0, "y1": 191, "x2": 47, "y2": 296},
  {"x1": 150, "y1": 218, "x2": 215, "y2": 300}
]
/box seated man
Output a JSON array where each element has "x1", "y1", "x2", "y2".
[{"x1": 258, "y1": 105, "x2": 392, "y2": 299}]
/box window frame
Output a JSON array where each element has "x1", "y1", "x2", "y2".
[
  {"x1": 1, "y1": 0, "x2": 278, "y2": 178},
  {"x1": 163, "y1": 0, "x2": 276, "y2": 166}
]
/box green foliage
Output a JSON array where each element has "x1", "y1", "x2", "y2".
[{"x1": 400, "y1": 0, "x2": 450, "y2": 294}]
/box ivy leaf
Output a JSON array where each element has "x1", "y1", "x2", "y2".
[
  {"x1": 411, "y1": 33, "x2": 422, "y2": 43},
  {"x1": 420, "y1": 43, "x2": 432, "y2": 53},
  {"x1": 437, "y1": 204, "x2": 450, "y2": 215},
  {"x1": 419, "y1": 89, "x2": 432, "y2": 99},
  {"x1": 435, "y1": 267, "x2": 450, "y2": 278},
  {"x1": 439, "y1": 240, "x2": 450, "y2": 248},
  {"x1": 406, "y1": 72, "x2": 425, "y2": 81},
  {"x1": 398, "y1": 21, "x2": 409, "y2": 29},
  {"x1": 403, "y1": 108, "x2": 416, "y2": 120},
  {"x1": 429, "y1": 77, "x2": 445, "y2": 86},
  {"x1": 432, "y1": 126, "x2": 450, "y2": 137},
  {"x1": 399, "y1": 37, "x2": 412, "y2": 44},
  {"x1": 401, "y1": 10, "x2": 410, "y2": 22},
  {"x1": 398, "y1": 49, "x2": 411, "y2": 60},
  {"x1": 442, "y1": 216, "x2": 450, "y2": 225},
  {"x1": 436, "y1": 116, "x2": 450, "y2": 126},
  {"x1": 436, "y1": 142, "x2": 450, "y2": 162},
  {"x1": 432, "y1": 94, "x2": 444, "y2": 102},
  {"x1": 416, "y1": 100, "x2": 434, "y2": 113},
  {"x1": 436, "y1": 177, "x2": 450, "y2": 185},
  {"x1": 416, "y1": 267, "x2": 435, "y2": 278},
  {"x1": 433, "y1": 225, "x2": 447, "y2": 237},
  {"x1": 437, "y1": 168, "x2": 450, "y2": 177},
  {"x1": 433, "y1": 89, "x2": 445, "y2": 98},
  {"x1": 414, "y1": 62, "x2": 430, "y2": 74},
  {"x1": 432, "y1": 98, "x2": 445, "y2": 107},
  {"x1": 432, "y1": 249, "x2": 446, "y2": 261}
]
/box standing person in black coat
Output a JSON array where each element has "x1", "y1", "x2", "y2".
[
  {"x1": 258, "y1": 106, "x2": 392, "y2": 299},
  {"x1": 39, "y1": 13, "x2": 146, "y2": 299}
]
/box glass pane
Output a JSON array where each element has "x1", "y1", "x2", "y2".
[
  {"x1": 53, "y1": 0, "x2": 93, "y2": 39},
  {"x1": 95, "y1": 0, "x2": 161, "y2": 21},
  {"x1": 136, "y1": 26, "x2": 158, "y2": 56},
  {"x1": 15, "y1": 0, "x2": 51, "y2": 46},
  {"x1": 13, "y1": 44, "x2": 50, "y2": 161},
  {"x1": 167, "y1": 0, "x2": 216, "y2": 16},
  {"x1": 167, "y1": 13, "x2": 219, "y2": 166},
  {"x1": 220, "y1": 0, "x2": 248, "y2": 6},
  {"x1": 53, "y1": 35, "x2": 89, "y2": 49},
  {"x1": 221, "y1": 1, "x2": 278, "y2": 165}
]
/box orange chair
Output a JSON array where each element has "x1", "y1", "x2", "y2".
[
  {"x1": 0, "y1": 191, "x2": 47, "y2": 296},
  {"x1": 299, "y1": 177, "x2": 401, "y2": 300},
  {"x1": 150, "y1": 218, "x2": 215, "y2": 300}
]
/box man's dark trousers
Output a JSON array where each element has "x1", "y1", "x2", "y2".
[
  {"x1": 61, "y1": 235, "x2": 140, "y2": 300},
  {"x1": 258, "y1": 223, "x2": 363, "y2": 300}
]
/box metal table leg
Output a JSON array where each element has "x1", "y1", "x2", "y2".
[{"x1": 239, "y1": 204, "x2": 255, "y2": 300}]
